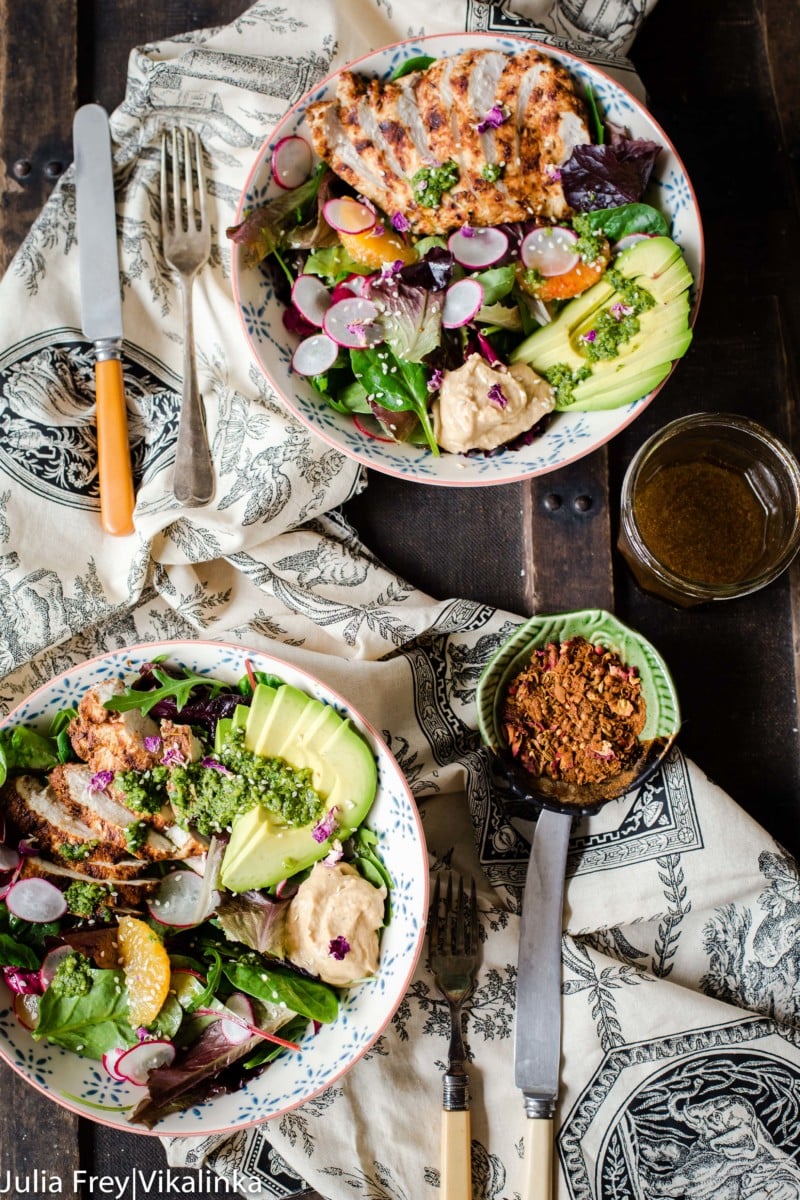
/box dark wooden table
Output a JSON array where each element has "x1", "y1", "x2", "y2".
[{"x1": 1, "y1": 0, "x2": 799, "y2": 1194}]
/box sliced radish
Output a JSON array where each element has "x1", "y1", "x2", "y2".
[
  {"x1": 219, "y1": 993, "x2": 255, "y2": 1045},
  {"x1": 323, "y1": 196, "x2": 376, "y2": 235},
  {"x1": 271, "y1": 136, "x2": 313, "y2": 190},
  {"x1": 614, "y1": 233, "x2": 652, "y2": 253},
  {"x1": 116, "y1": 1039, "x2": 176, "y2": 1085},
  {"x1": 102, "y1": 1046, "x2": 129, "y2": 1082},
  {"x1": 343, "y1": 273, "x2": 372, "y2": 297},
  {"x1": 0, "y1": 846, "x2": 19, "y2": 873},
  {"x1": 448, "y1": 226, "x2": 509, "y2": 269},
  {"x1": 520, "y1": 226, "x2": 580, "y2": 277},
  {"x1": 322, "y1": 297, "x2": 382, "y2": 348},
  {"x1": 291, "y1": 275, "x2": 332, "y2": 328},
  {"x1": 40, "y1": 945, "x2": 75, "y2": 990},
  {"x1": 12, "y1": 992, "x2": 40, "y2": 1031},
  {"x1": 442, "y1": 278, "x2": 485, "y2": 328},
  {"x1": 6, "y1": 878, "x2": 67, "y2": 923},
  {"x1": 146, "y1": 870, "x2": 218, "y2": 929},
  {"x1": 291, "y1": 333, "x2": 339, "y2": 377}
]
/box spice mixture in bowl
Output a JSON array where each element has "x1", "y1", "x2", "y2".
[{"x1": 476, "y1": 610, "x2": 681, "y2": 814}]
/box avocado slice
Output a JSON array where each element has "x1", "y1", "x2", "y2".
[
  {"x1": 510, "y1": 235, "x2": 694, "y2": 412},
  {"x1": 569, "y1": 361, "x2": 673, "y2": 411},
  {"x1": 219, "y1": 683, "x2": 378, "y2": 892},
  {"x1": 214, "y1": 702, "x2": 250, "y2": 755}
]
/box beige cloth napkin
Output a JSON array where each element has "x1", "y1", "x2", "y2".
[{"x1": 5, "y1": 3, "x2": 800, "y2": 1199}]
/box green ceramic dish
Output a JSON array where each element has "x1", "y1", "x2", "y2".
[{"x1": 476, "y1": 609, "x2": 681, "y2": 815}]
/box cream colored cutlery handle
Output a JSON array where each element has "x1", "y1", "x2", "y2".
[
  {"x1": 441, "y1": 1108, "x2": 472, "y2": 1200},
  {"x1": 523, "y1": 1117, "x2": 554, "y2": 1200}
]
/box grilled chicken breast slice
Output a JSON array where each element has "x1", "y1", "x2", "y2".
[
  {"x1": 68, "y1": 681, "x2": 203, "y2": 774},
  {"x1": 49, "y1": 763, "x2": 186, "y2": 862},
  {"x1": 304, "y1": 47, "x2": 590, "y2": 235},
  {"x1": 3, "y1": 775, "x2": 149, "y2": 874},
  {"x1": 18, "y1": 855, "x2": 156, "y2": 910}
]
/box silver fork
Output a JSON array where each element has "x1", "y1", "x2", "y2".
[
  {"x1": 161, "y1": 127, "x2": 214, "y2": 505},
  {"x1": 428, "y1": 872, "x2": 479, "y2": 1200}
]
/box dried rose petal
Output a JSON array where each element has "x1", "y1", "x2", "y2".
[
  {"x1": 391, "y1": 211, "x2": 410, "y2": 232},
  {"x1": 312, "y1": 806, "x2": 340, "y2": 844},
  {"x1": 201, "y1": 757, "x2": 234, "y2": 776},
  {"x1": 89, "y1": 770, "x2": 114, "y2": 793},
  {"x1": 487, "y1": 383, "x2": 507, "y2": 408},
  {"x1": 144, "y1": 735, "x2": 162, "y2": 753},
  {"x1": 329, "y1": 936, "x2": 350, "y2": 960},
  {"x1": 476, "y1": 104, "x2": 508, "y2": 132}
]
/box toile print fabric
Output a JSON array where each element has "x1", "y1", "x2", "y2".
[{"x1": 3, "y1": 2, "x2": 800, "y2": 1198}]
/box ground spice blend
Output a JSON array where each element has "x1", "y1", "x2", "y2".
[{"x1": 502, "y1": 636, "x2": 646, "y2": 786}]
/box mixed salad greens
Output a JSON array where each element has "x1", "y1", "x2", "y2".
[
  {"x1": 228, "y1": 54, "x2": 694, "y2": 456},
  {"x1": 0, "y1": 659, "x2": 389, "y2": 1127}
]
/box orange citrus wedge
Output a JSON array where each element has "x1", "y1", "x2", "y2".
[
  {"x1": 339, "y1": 224, "x2": 417, "y2": 270},
  {"x1": 116, "y1": 916, "x2": 171, "y2": 1027}
]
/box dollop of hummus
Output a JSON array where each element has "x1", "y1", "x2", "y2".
[
  {"x1": 432, "y1": 354, "x2": 555, "y2": 453},
  {"x1": 283, "y1": 861, "x2": 387, "y2": 986}
]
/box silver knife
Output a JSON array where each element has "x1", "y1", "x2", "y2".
[
  {"x1": 515, "y1": 807, "x2": 572, "y2": 1200},
  {"x1": 73, "y1": 103, "x2": 135, "y2": 536}
]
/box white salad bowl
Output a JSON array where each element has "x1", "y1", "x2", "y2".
[
  {"x1": 0, "y1": 640, "x2": 428, "y2": 1135},
  {"x1": 231, "y1": 32, "x2": 704, "y2": 487}
]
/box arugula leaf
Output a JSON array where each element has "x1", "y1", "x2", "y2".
[
  {"x1": 350, "y1": 347, "x2": 439, "y2": 455},
  {"x1": 103, "y1": 666, "x2": 226, "y2": 717},
  {"x1": 223, "y1": 961, "x2": 339, "y2": 1025},
  {"x1": 34, "y1": 968, "x2": 137, "y2": 1059}
]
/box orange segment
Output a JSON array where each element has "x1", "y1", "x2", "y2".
[
  {"x1": 116, "y1": 916, "x2": 171, "y2": 1027},
  {"x1": 522, "y1": 240, "x2": 611, "y2": 302},
  {"x1": 339, "y1": 224, "x2": 417, "y2": 269}
]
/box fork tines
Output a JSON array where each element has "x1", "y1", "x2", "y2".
[
  {"x1": 160, "y1": 126, "x2": 206, "y2": 236},
  {"x1": 429, "y1": 872, "x2": 478, "y2": 958}
]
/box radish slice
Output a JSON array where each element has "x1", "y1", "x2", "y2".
[
  {"x1": 40, "y1": 945, "x2": 75, "y2": 990},
  {"x1": 146, "y1": 870, "x2": 218, "y2": 929},
  {"x1": 291, "y1": 333, "x2": 339, "y2": 377},
  {"x1": 271, "y1": 136, "x2": 313, "y2": 190},
  {"x1": 520, "y1": 226, "x2": 580, "y2": 277},
  {"x1": 291, "y1": 275, "x2": 332, "y2": 328},
  {"x1": 219, "y1": 993, "x2": 255, "y2": 1045},
  {"x1": 5, "y1": 878, "x2": 67, "y2": 923},
  {"x1": 102, "y1": 1046, "x2": 129, "y2": 1082},
  {"x1": 322, "y1": 297, "x2": 382, "y2": 348},
  {"x1": 352, "y1": 414, "x2": 394, "y2": 443},
  {"x1": 448, "y1": 226, "x2": 509, "y2": 269},
  {"x1": 442, "y1": 278, "x2": 485, "y2": 328},
  {"x1": 614, "y1": 233, "x2": 652, "y2": 253},
  {"x1": 323, "y1": 197, "x2": 376, "y2": 235},
  {"x1": 116, "y1": 1040, "x2": 176, "y2": 1085},
  {"x1": 12, "y1": 993, "x2": 40, "y2": 1031},
  {"x1": 0, "y1": 846, "x2": 19, "y2": 873}
]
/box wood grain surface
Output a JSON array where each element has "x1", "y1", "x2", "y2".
[{"x1": 0, "y1": 0, "x2": 798, "y2": 1195}]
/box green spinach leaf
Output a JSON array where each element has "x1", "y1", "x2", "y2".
[
  {"x1": 34, "y1": 968, "x2": 137, "y2": 1059},
  {"x1": 223, "y1": 961, "x2": 339, "y2": 1025}
]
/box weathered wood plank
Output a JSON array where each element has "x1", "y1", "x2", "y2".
[
  {"x1": 524, "y1": 447, "x2": 614, "y2": 614},
  {"x1": 0, "y1": 0, "x2": 82, "y2": 1190},
  {"x1": 0, "y1": 0, "x2": 77, "y2": 274}
]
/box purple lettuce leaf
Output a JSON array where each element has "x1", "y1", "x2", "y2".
[
  {"x1": 215, "y1": 890, "x2": 289, "y2": 957},
  {"x1": 368, "y1": 249, "x2": 454, "y2": 364},
  {"x1": 561, "y1": 138, "x2": 663, "y2": 211}
]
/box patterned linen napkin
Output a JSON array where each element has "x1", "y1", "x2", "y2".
[{"x1": 4, "y1": 2, "x2": 800, "y2": 1199}]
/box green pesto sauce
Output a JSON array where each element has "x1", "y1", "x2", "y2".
[
  {"x1": 579, "y1": 271, "x2": 656, "y2": 364},
  {"x1": 412, "y1": 159, "x2": 459, "y2": 208},
  {"x1": 543, "y1": 363, "x2": 592, "y2": 407},
  {"x1": 60, "y1": 840, "x2": 98, "y2": 862},
  {"x1": 64, "y1": 881, "x2": 111, "y2": 920},
  {"x1": 125, "y1": 820, "x2": 148, "y2": 853},
  {"x1": 481, "y1": 162, "x2": 505, "y2": 183},
  {"x1": 120, "y1": 729, "x2": 326, "y2": 838},
  {"x1": 49, "y1": 951, "x2": 93, "y2": 996},
  {"x1": 571, "y1": 213, "x2": 606, "y2": 265},
  {"x1": 116, "y1": 765, "x2": 171, "y2": 815}
]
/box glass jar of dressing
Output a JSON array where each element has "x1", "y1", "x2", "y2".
[{"x1": 618, "y1": 413, "x2": 800, "y2": 606}]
